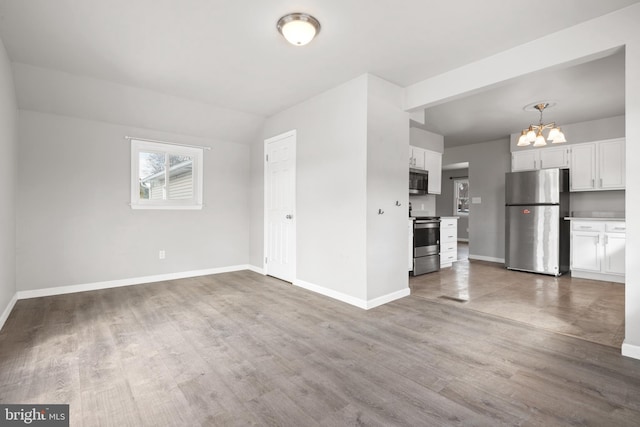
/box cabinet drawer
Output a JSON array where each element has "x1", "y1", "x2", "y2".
[
  {"x1": 441, "y1": 242, "x2": 457, "y2": 253},
  {"x1": 440, "y1": 218, "x2": 457, "y2": 229},
  {"x1": 441, "y1": 229, "x2": 457, "y2": 243},
  {"x1": 605, "y1": 222, "x2": 626, "y2": 233},
  {"x1": 572, "y1": 221, "x2": 604, "y2": 232},
  {"x1": 440, "y1": 250, "x2": 457, "y2": 265}
]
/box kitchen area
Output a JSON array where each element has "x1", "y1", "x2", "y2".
[{"x1": 406, "y1": 118, "x2": 626, "y2": 348}]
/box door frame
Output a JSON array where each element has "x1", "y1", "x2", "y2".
[{"x1": 263, "y1": 129, "x2": 297, "y2": 281}]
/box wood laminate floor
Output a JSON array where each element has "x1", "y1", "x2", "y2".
[
  {"x1": 2, "y1": 270, "x2": 640, "y2": 426},
  {"x1": 411, "y1": 242, "x2": 625, "y2": 348}
]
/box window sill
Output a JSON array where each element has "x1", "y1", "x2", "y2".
[{"x1": 130, "y1": 204, "x2": 203, "y2": 210}]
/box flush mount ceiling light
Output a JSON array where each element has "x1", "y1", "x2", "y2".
[
  {"x1": 517, "y1": 102, "x2": 567, "y2": 147},
  {"x1": 277, "y1": 13, "x2": 321, "y2": 46}
]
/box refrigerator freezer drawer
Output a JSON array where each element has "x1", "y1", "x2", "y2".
[{"x1": 506, "y1": 205, "x2": 560, "y2": 275}]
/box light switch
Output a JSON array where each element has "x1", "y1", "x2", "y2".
[{"x1": 472, "y1": 197, "x2": 482, "y2": 204}]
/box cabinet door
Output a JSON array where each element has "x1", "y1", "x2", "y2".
[
  {"x1": 603, "y1": 233, "x2": 625, "y2": 275},
  {"x1": 408, "y1": 145, "x2": 414, "y2": 168},
  {"x1": 599, "y1": 139, "x2": 625, "y2": 190},
  {"x1": 424, "y1": 150, "x2": 442, "y2": 194},
  {"x1": 571, "y1": 231, "x2": 601, "y2": 272},
  {"x1": 570, "y1": 143, "x2": 596, "y2": 191},
  {"x1": 539, "y1": 147, "x2": 569, "y2": 169},
  {"x1": 410, "y1": 146, "x2": 426, "y2": 170},
  {"x1": 511, "y1": 151, "x2": 538, "y2": 171}
]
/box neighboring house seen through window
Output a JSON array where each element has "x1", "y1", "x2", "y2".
[
  {"x1": 130, "y1": 139, "x2": 204, "y2": 209},
  {"x1": 454, "y1": 178, "x2": 469, "y2": 215}
]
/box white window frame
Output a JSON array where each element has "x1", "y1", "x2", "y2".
[
  {"x1": 453, "y1": 178, "x2": 469, "y2": 216},
  {"x1": 130, "y1": 139, "x2": 203, "y2": 210}
]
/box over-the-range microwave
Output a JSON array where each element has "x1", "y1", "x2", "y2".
[{"x1": 409, "y1": 168, "x2": 429, "y2": 195}]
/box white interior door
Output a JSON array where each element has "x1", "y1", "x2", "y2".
[{"x1": 264, "y1": 130, "x2": 296, "y2": 282}]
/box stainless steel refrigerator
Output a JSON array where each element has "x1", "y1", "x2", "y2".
[{"x1": 505, "y1": 168, "x2": 570, "y2": 276}]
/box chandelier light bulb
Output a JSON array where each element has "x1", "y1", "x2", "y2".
[
  {"x1": 551, "y1": 129, "x2": 566, "y2": 143},
  {"x1": 526, "y1": 127, "x2": 537, "y2": 142},
  {"x1": 517, "y1": 130, "x2": 530, "y2": 146},
  {"x1": 547, "y1": 127, "x2": 560, "y2": 141},
  {"x1": 533, "y1": 132, "x2": 547, "y2": 147}
]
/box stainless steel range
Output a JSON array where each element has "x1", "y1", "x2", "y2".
[{"x1": 411, "y1": 216, "x2": 440, "y2": 275}]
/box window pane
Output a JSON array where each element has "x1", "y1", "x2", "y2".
[
  {"x1": 460, "y1": 198, "x2": 469, "y2": 213},
  {"x1": 167, "y1": 154, "x2": 194, "y2": 200},
  {"x1": 139, "y1": 152, "x2": 165, "y2": 200},
  {"x1": 458, "y1": 182, "x2": 468, "y2": 198}
]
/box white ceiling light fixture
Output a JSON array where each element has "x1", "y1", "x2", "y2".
[
  {"x1": 517, "y1": 102, "x2": 567, "y2": 147},
  {"x1": 277, "y1": 13, "x2": 321, "y2": 46}
]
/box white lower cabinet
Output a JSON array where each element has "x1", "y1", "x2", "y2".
[
  {"x1": 440, "y1": 217, "x2": 458, "y2": 268},
  {"x1": 570, "y1": 220, "x2": 625, "y2": 283}
]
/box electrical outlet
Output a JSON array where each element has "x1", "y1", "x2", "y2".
[{"x1": 159, "y1": 250, "x2": 166, "y2": 260}]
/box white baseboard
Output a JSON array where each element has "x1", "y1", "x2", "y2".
[
  {"x1": 246, "y1": 265, "x2": 265, "y2": 275},
  {"x1": 0, "y1": 292, "x2": 18, "y2": 332},
  {"x1": 294, "y1": 279, "x2": 368, "y2": 309},
  {"x1": 293, "y1": 279, "x2": 410, "y2": 310},
  {"x1": 622, "y1": 341, "x2": 640, "y2": 360},
  {"x1": 457, "y1": 238, "x2": 469, "y2": 242},
  {"x1": 468, "y1": 254, "x2": 505, "y2": 264},
  {"x1": 366, "y1": 288, "x2": 411, "y2": 309},
  {"x1": 570, "y1": 270, "x2": 625, "y2": 284},
  {"x1": 16, "y1": 264, "x2": 254, "y2": 300}
]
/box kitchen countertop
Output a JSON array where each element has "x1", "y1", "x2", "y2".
[
  {"x1": 564, "y1": 211, "x2": 625, "y2": 221},
  {"x1": 564, "y1": 217, "x2": 625, "y2": 221}
]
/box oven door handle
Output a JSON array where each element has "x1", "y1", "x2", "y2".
[{"x1": 415, "y1": 222, "x2": 439, "y2": 229}]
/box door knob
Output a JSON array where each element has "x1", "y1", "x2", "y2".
[{"x1": 286, "y1": 214, "x2": 293, "y2": 219}]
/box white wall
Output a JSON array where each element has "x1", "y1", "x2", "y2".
[
  {"x1": 443, "y1": 139, "x2": 510, "y2": 262},
  {"x1": 405, "y1": 3, "x2": 640, "y2": 358},
  {"x1": 410, "y1": 127, "x2": 444, "y2": 153},
  {"x1": 0, "y1": 37, "x2": 17, "y2": 327},
  {"x1": 256, "y1": 75, "x2": 369, "y2": 301},
  {"x1": 366, "y1": 75, "x2": 410, "y2": 300},
  {"x1": 13, "y1": 63, "x2": 264, "y2": 145},
  {"x1": 16, "y1": 111, "x2": 250, "y2": 291}
]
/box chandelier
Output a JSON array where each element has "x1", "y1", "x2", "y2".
[{"x1": 517, "y1": 103, "x2": 566, "y2": 147}]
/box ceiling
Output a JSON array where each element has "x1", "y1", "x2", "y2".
[
  {"x1": 0, "y1": 0, "x2": 637, "y2": 135},
  {"x1": 419, "y1": 49, "x2": 626, "y2": 148}
]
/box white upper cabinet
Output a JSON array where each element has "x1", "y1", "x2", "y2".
[
  {"x1": 569, "y1": 143, "x2": 597, "y2": 191},
  {"x1": 570, "y1": 138, "x2": 625, "y2": 192},
  {"x1": 511, "y1": 146, "x2": 569, "y2": 172},
  {"x1": 599, "y1": 139, "x2": 625, "y2": 189},
  {"x1": 539, "y1": 146, "x2": 570, "y2": 169},
  {"x1": 424, "y1": 150, "x2": 442, "y2": 194},
  {"x1": 511, "y1": 150, "x2": 538, "y2": 171},
  {"x1": 409, "y1": 146, "x2": 426, "y2": 169}
]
